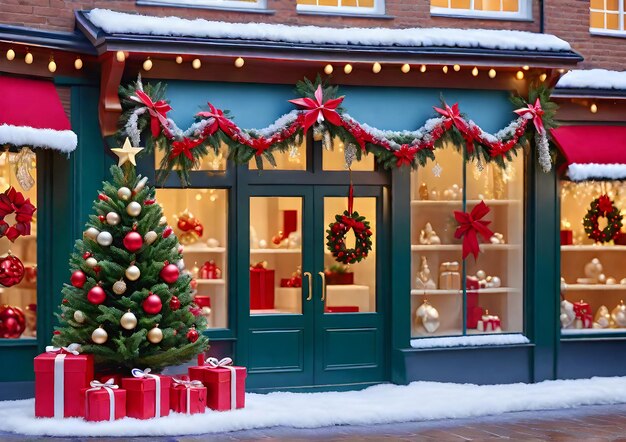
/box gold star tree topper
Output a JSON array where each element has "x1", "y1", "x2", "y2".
[{"x1": 112, "y1": 138, "x2": 143, "y2": 166}]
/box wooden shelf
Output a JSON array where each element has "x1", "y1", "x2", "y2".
[
  {"x1": 195, "y1": 279, "x2": 226, "y2": 285},
  {"x1": 561, "y1": 245, "x2": 626, "y2": 252},
  {"x1": 564, "y1": 284, "x2": 626, "y2": 291},
  {"x1": 250, "y1": 248, "x2": 302, "y2": 254},
  {"x1": 250, "y1": 308, "x2": 299, "y2": 315},
  {"x1": 561, "y1": 328, "x2": 626, "y2": 336},
  {"x1": 183, "y1": 244, "x2": 226, "y2": 253},
  {"x1": 411, "y1": 287, "x2": 519, "y2": 296},
  {"x1": 411, "y1": 244, "x2": 520, "y2": 252},
  {"x1": 411, "y1": 199, "x2": 520, "y2": 207}
]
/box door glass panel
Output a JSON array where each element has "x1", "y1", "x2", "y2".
[
  {"x1": 323, "y1": 196, "x2": 376, "y2": 313},
  {"x1": 155, "y1": 144, "x2": 228, "y2": 171},
  {"x1": 322, "y1": 137, "x2": 375, "y2": 171},
  {"x1": 250, "y1": 197, "x2": 303, "y2": 315},
  {"x1": 157, "y1": 188, "x2": 228, "y2": 329},
  {"x1": 249, "y1": 139, "x2": 306, "y2": 170}
]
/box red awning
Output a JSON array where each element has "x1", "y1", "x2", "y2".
[
  {"x1": 551, "y1": 125, "x2": 626, "y2": 181},
  {"x1": 0, "y1": 76, "x2": 77, "y2": 152}
]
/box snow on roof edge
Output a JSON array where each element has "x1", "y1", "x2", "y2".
[
  {"x1": 85, "y1": 8, "x2": 573, "y2": 53},
  {"x1": 556, "y1": 69, "x2": 626, "y2": 90}
]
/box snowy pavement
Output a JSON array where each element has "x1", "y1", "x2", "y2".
[{"x1": 1, "y1": 377, "x2": 626, "y2": 437}]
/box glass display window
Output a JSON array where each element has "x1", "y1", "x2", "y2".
[
  {"x1": 410, "y1": 144, "x2": 525, "y2": 338},
  {"x1": 0, "y1": 150, "x2": 38, "y2": 340},
  {"x1": 156, "y1": 144, "x2": 228, "y2": 172},
  {"x1": 560, "y1": 180, "x2": 626, "y2": 336},
  {"x1": 249, "y1": 139, "x2": 306, "y2": 171},
  {"x1": 156, "y1": 188, "x2": 228, "y2": 329},
  {"x1": 322, "y1": 137, "x2": 375, "y2": 171}
]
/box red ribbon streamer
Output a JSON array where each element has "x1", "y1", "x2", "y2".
[
  {"x1": 454, "y1": 201, "x2": 494, "y2": 260},
  {"x1": 133, "y1": 90, "x2": 172, "y2": 138},
  {"x1": 289, "y1": 85, "x2": 344, "y2": 134},
  {"x1": 514, "y1": 98, "x2": 545, "y2": 135}
]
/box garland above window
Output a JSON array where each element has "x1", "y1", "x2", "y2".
[{"x1": 118, "y1": 76, "x2": 556, "y2": 186}]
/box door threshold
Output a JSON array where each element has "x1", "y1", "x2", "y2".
[{"x1": 247, "y1": 381, "x2": 388, "y2": 394}]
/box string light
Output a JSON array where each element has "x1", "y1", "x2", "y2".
[
  {"x1": 324, "y1": 64, "x2": 333, "y2": 74},
  {"x1": 539, "y1": 73, "x2": 547, "y2": 82},
  {"x1": 48, "y1": 57, "x2": 57, "y2": 73},
  {"x1": 142, "y1": 57, "x2": 153, "y2": 71},
  {"x1": 74, "y1": 57, "x2": 83, "y2": 70},
  {"x1": 442, "y1": 65, "x2": 448, "y2": 74},
  {"x1": 195, "y1": 193, "x2": 202, "y2": 201},
  {"x1": 590, "y1": 103, "x2": 598, "y2": 113},
  {"x1": 175, "y1": 56, "x2": 183, "y2": 64},
  {"x1": 453, "y1": 64, "x2": 461, "y2": 72},
  {"x1": 515, "y1": 70, "x2": 524, "y2": 80},
  {"x1": 6, "y1": 49, "x2": 15, "y2": 61},
  {"x1": 401, "y1": 63, "x2": 410, "y2": 73},
  {"x1": 372, "y1": 62, "x2": 382, "y2": 74},
  {"x1": 192, "y1": 58, "x2": 201, "y2": 69},
  {"x1": 24, "y1": 51, "x2": 33, "y2": 64},
  {"x1": 472, "y1": 66, "x2": 479, "y2": 77},
  {"x1": 523, "y1": 65, "x2": 530, "y2": 71},
  {"x1": 420, "y1": 64, "x2": 427, "y2": 73},
  {"x1": 234, "y1": 57, "x2": 245, "y2": 68},
  {"x1": 116, "y1": 51, "x2": 125, "y2": 62},
  {"x1": 558, "y1": 68, "x2": 565, "y2": 74},
  {"x1": 488, "y1": 68, "x2": 496, "y2": 78},
  {"x1": 344, "y1": 63, "x2": 353, "y2": 74}
]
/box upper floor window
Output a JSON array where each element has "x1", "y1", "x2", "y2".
[
  {"x1": 297, "y1": 0, "x2": 385, "y2": 16},
  {"x1": 430, "y1": 0, "x2": 531, "y2": 20},
  {"x1": 139, "y1": 0, "x2": 267, "y2": 10},
  {"x1": 590, "y1": 0, "x2": 625, "y2": 35}
]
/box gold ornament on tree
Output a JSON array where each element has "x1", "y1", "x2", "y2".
[
  {"x1": 91, "y1": 325, "x2": 108, "y2": 344},
  {"x1": 147, "y1": 324, "x2": 163, "y2": 343},
  {"x1": 113, "y1": 279, "x2": 127, "y2": 295},
  {"x1": 10, "y1": 147, "x2": 36, "y2": 191},
  {"x1": 120, "y1": 310, "x2": 137, "y2": 330},
  {"x1": 73, "y1": 310, "x2": 86, "y2": 324}
]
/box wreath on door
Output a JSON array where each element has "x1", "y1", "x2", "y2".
[{"x1": 583, "y1": 194, "x2": 623, "y2": 243}]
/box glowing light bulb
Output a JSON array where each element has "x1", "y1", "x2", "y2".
[
  {"x1": 344, "y1": 63, "x2": 353, "y2": 74},
  {"x1": 523, "y1": 65, "x2": 530, "y2": 71},
  {"x1": 420, "y1": 64, "x2": 427, "y2": 73},
  {"x1": 48, "y1": 58, "x2": 57, "y2": 73},
  {"x1": 488, "y1": 68, "x2": 496, "y2": 78},
  {"x1": 453, "y1": 64, "x2": 461, "y2": 72},
  {"x1": 74, "y1": 58, "x2": 83, "y2": 70},
  {"x1": 442, "y1": 65, "x2": 448, "y2": 74},
  {"x1": 175, "y1": 56, "x2": 183, "y2": 64},
  {"x1": 24, "y1": 52, "x2": 33, "y2": 64},
  {"x1": 192, "y1": 58, "x2": 201, "y2": 69},
  {"x1": 195, "y1": 194, "x2": 202, "y2": 201},
  {"x1": 116, "y1": 51, "x2": 125, "y2": 62},
  {"x1": 372, "y1": 62, "x2": 382, "y2": 74},
  {"x1": 142, "y1": 58, "x2": 153, "y2": 71},
  {"x1": 6, "y1": 49, "x2": 15, "y2": 61},
  {"x1": 401, "y1": 63, "x2": 411, "y2": 73},
  {"x1": 539, "y1": 73, "x2": 547, "y2": 82},
  {"x1": 516, "y1": 70, "x2": 524, "y2": 80},
  {"x1": 590, "y1": 103, "x2": 598, "y2": 113},
  {"x1": 324, "y1": 64, "x2": 333, "y2": 75},
  {"x1": 472, "y1": 66, "x2": 479, "y2": 77},
  {"x1": 234, "y1": 57, "x2": 245, "y2": 68}
]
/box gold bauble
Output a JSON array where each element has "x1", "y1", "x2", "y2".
[
  {"x1": 159, "y1": 216, "x2": 167, "y2": 226},
  {"x1": 126, "y1": 201, "x2": 142, "y2": 217},
  {"x1": 84, "y1": 227, "x2": 99, "y2": 240},
  {"x1": 91, "y1": 326, "x2": 108, "y2": 344},
  {"x1": 120, "y1": 311, "x2": 137, "y2": 330},
  {"x1": 85, "y1": 257, "x2": 98, "y2": 268},
  {"x1": 144, "y1": 231, "x2": 158, "y2": 245},
  {"x1": 113, "y1": 280, "x2": 127, "y2": 295},
  {"x1": 106, "y1": 212, "x2": 121, "y2": 225},
  {"x1": 73, "y1": 310, "x2": 86, "y2": 324},
  {"x1": 117, "y1": 187, "x2": 132, "y2": 201},
  {"x1": 147, "y1": 326, "x2": 163, "y2": 344},
  {"x1": 125, "y1": 265, "x2": 141, "y2": 281}
]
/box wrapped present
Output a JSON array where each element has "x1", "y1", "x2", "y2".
[
  {"x1": 283, "y1": 210, "x2": 297, "y2": 238},
  {"x1": 465, "y1": 276, "x2": 483, "y2": 329},
  {"x1": 477, "y1": 310, "x2": 502, "y2": 332},
  {"x1": 325, "y1": 306, "x2": 359, "y2": 313},
  {"x1": 280, "y1": 267, "x2": 302, "y2": 288},
  {"x1": 560, "y1": 230, "x2": 573, "y2": 245},
  {"x1": 34, "y1": 344, "x2": 94, "y2": 418},
  {"x1": 170, "y1": 378, "x2": 206, "y2": 415},
  {"x1": 574, "y1": 300, "x2": 593, "y2": 329},
  {"x1": 200, "y1": 260, "x2": 222, "y2": 280},
  {"x1": 81, "y1": 379, "x2": 126, "y2": 422},
  {"x1": 250, "y1": 262, "x2": 275, "y2": 310},
  {"x1": 122, "y1": 368, "x2": 171, "y2": 419},
  {"x1": 189, "y1": 357, "x2": 246, "y2": 411},
  {"x1": 439, "y1": 262, "x2": 461, "y2": 290}
]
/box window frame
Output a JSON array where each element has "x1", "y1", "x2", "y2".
[
  {"x1": 590, "y1": 0, "x2": 626, "y2": 36},
  {"x1": 296, "y1": 0, "x2": 386, "y2": 17},
  {"x1": 430, "y1": 0, "x2": 531, "y2": 21},
  {"x1": 137, "y1": 0, "x2": 268, "y2": 11}
]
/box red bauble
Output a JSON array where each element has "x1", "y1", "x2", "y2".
[
  {"x1": 186, "y1": 327, "x2": 199, "y2": 343},
  {"x1": 70, "y1": 270, "x2": 86, "y2": 288},
  {"x1": 163, "y1": 227, "x2": 173, "y2": 238},
  {"x1": 82, "y1": 252, "x2": 92, "y2": 260},
  {"x1": 0, "y1": 254, "x2": 24, "y2": 287},
  {"x1": 87, "y1": 286, "x2": 106, "y2": 304},
  {"x1": 0, "y1": 305, "x2": 25, "y2": 338},
  {"x1": 143, "y1": 293, "x2": 163, "y2": 314},
  {"x1": 160, "y1": 263, "x2": 179, "y2": 284},
  {"x1": 169, "y1": 296, "x2": 181, "y2": 311},
  {"x1": 123, "y1": 231, "x2": 143, "y2": 252}
]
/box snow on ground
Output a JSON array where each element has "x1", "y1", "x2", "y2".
[
  {"x1": 556, "y1": 69, "x2": 626, "y2": 90},
  {"x1": 86, "y1": 9, "x2": 571, "y2": 52},
  {"x1": 2, "y1": 377, "x2": 626, "y2": 437},
  {"x1": 410, "y1": 333, "x2": 530, "y2": 349}
]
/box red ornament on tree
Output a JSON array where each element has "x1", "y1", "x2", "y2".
[
  {"x1": 87, "y1": 285, "x2": 106, "y2": 304},
  {"x1": 0, "y1": 305, "x2": 25, "y2": 338},
  {"x1": 163, "y1": 227, "x2": 173, "y2": 238},
  {"x1": 70, "y1": 270, "x2": 86, "y2": 288},
  {"x1": 82, "y1": 252, "x2": 92, "y2": 260},
  {"x1": 0, "y1": 253, "x2": 24, "y2": 287},
  {"x1": 123, "y1": 231, "x2": 143, "y2": 252},
  {"x1": 98, "y1": 194, "x2": 109, "y2": 201},
  {"x1": 98, "y1": 215, "x2": 106, "y2": 222},
  {"x1": 169, "y1": 296, "x2": 181, "y2": 311},
  {"x1": 160, "y1": 262, "x2": 179, "y2": 284},
  {"x1": 143, "y1": 293, "x2": 163, "y2": 314},
  {"x1": 186, "y1": 325, "x2": 199, "y2": 343}
]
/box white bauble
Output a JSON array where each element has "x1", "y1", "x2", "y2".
[
  {"x1": 127, "y1": 201, "x2": 142, "y2": 217},
  {"x1": 91, "y1": 326, "x2": 108, "y2": 344},
  {"x1": 120, "y1": 311, "x2": 137, "y2": 330},
  {"x1": 207, "y1": 238, "x2": 220, "y2": 248},
  {"x1": 177, "y1": 259, "x2": 185, "y2": 270},
  {"x1": 491, "y1": 276, "x2": 501, "y2": 288},
  {"x1": 147, "y1": 326, "x2": 163, "y2": 344},
  {"x1": 85, "y1": 257, "x2": 98, "y2": 268},
  {"x1": 476, "y1": 270, "x2": 486, "y2": 280},
  {"x1": 615, "y1": 310, "x2": 626, "y2": 327},
  {"x1": 96, "y1": 231, "x2": 113, "y2": 246},
  {"x1": 144, "y1": 231, "x2": 158, "y2": 245},
  {"x1": 125, "y1": 265, "x2": 141, "y2": 281},
  {"x1": 106, "y1": 212, "x2": 121, "y2": 225},
  {"x1": 84, "y1": 227, "x2": 99, "y2": 240},
  {"x1": 134, "y1": 177, "x2": 148, "y2": 193},
  {"x1": 258, "y1": 239, "x2": 268, "y2": 249},
  {"x1": 113, "y1": 280, "x2": 127, "y2": 295},
  {"x1": 73, "y1": 310, "x2": 86, "y2": 323},
  {"x1": 117, "y1": 187, "x2": 132, "y2": 201},
  {"x1": 159, "y1": 216, "x2": 167, "y2": 226}
]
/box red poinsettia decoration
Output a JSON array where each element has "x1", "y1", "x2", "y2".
[
  {"x1": 0, "y1": 187, "x2": 36, "y2": 242},
  {"x1": 289, "y1": 85, "x2": 344, "y2": 134},
  {"x1": 197, "y1": 103, "x2": 238, "y2": 137}
]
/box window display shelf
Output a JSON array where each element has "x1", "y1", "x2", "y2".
[
  {"x1": 565, "y1": 284, "x2": 626, "y2": 291},
  {"x1": 251, "y1": 309, "x2": 299, "y2": 315},
  {"x1": 250, "y1": 248, "x2": 302, "y2": 254},
  {"x1": 415, "y1": 329, "x2": 463, "y2": 338},
  {"x1": 195, "y1": 279, "x2": 226, "y2": 285},
  {"x1": 411, "y1": 287, "x2": 520, "y2": 296},
  {"x1": 411, "y1": 244, "x2": 520, "y2": 252},
  {"x1": 561, "y1": 245, "x2": 626, "y2": 252},
  {"x1": 183, "y1": 244, "x2": 226, "y2": 253},
  {"x1": 411, "y1": 199, "x2": 520, "y2": 207},
  {"x1": 561, "y1": 328, "x2": 626, "y2": 336}
]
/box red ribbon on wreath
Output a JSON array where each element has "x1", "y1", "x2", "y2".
[
  {"x1": 131, "y1": 90, "x2": 172, "y2": 138},
  {"x1": 289, "y1": 85, "x2": 344, "y2": 134},
  {"x1": 454, "y1": 201, "x2": 494, "y2": 260},
  {"x1": 598, "y1": 194, "x2": 613, "y2": 214},
  {"x1": 0, "y1": 187, "x2": 36, "y2": 242}
]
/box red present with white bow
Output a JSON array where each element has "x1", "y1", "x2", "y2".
[
  {"x1": 122, "y1": 368, "x2": 171, "y2": 419},
  {"x1": 189, "y1": 356, "x2": 246, "y2": 411},
  {"x1": 34, "y1": 344, "x2": 94, "y2": 418},
  {"x1": 170, "y1": 377, "x2": 206, "y2": 415},
  {"x1": 80, "y1": 378, "x2": 126, "y2": 422}
]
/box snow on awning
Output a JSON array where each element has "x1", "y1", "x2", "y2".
[
  {"x1": 0, "y1": 76, "x2": 77, "y2": 153},
  {"x1": 551, "y1": 125, "x2": 626, "y2": 181},
  {"x1": 556, "y1": 69, "x2": 626, "y2": 91}
]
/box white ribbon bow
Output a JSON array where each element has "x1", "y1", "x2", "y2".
[
  {"x1": 131, "y1": 368, "x2": 162, "y2": 418},
  {"x1": 86, "y1": 378, "x2": 119, "y2": 422},
  {"x1": 45, "y1": 343, "x2": 82, "y2": 417},
  {"x1": 172, "y1": 378, "x2": 204, "y2": 415},
  {"x1": 45, "y1": 343, "x2": 81, "y2": 355},
  {"x1": 205, "y1": 357, "x2": 232, "y2": 368},
  {"x1": 205, "y1": 357, "x2": 237, "y2": 410}
]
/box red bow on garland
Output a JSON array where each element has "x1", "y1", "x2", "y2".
[
  {"x1": 0, "y1": 187, "x2": 36, "y2": 242},
  {"x1": 394, "y1": 144, "x2": 419, "y2": 167},
  {"x1": 433, "y1": 103, "x2": 474, "y2": 153},
  {"x1": 196, "y1": 103, "x2": 238, "y2": 137},
  {"x1": 170, "y1": 137, "x2": 203, "y2": 160},
  {"x1": 514, "y1": 98, "x2": 545, "y2": 135},
  {"x1": 454, "y1": 201, "x2": 494, "y2": 260},
  {"x1": 131, "y1": 90, "x2": 172, "y2": 138},
  {"x1": 598, "y1": 194, "x2": 613, "y2": 214},
  {"x1": 289, "y1": 85, "x2": 344, "y2": 134}
]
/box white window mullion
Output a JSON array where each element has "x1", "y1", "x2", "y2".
[{"x1": 620, "y1": 0, "x2": 624, "y2": 30}]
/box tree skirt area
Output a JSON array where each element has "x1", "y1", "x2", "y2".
[{"x1": 2, "y1": 377, "x2": 626, "y2": 437}]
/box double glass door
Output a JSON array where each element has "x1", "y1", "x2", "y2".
[{"x1": 242, "y1": 185, "x2": 387, "y2": 388}]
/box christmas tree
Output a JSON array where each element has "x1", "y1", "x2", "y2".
[{"x1": 52, "y1": 140, "x2": 208, "y2": 373}]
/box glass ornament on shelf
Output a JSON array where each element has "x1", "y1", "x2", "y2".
[{"x1": 432, "y1": 162, "x2": 443, "y2": 178}]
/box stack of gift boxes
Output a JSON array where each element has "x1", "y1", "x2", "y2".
[{"x1": 34, "y1": 347, "x2": 246, "y2": 421}]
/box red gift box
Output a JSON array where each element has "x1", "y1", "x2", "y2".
[
  {"x1": 325, "y1": 272, "x2": 354, "y2": 285},
  {"x1": 465, "y1": 277, "x2": 483, "y2": 329},
  {"x1": 324, "y1": 306, "x2": 359, "y2": 313},
  {"x1": 34, "y1": 345, "x2": 94, "y2": 418},
  {"x1": 560, "y1": 230, "x2": 573, "y2": 245},
  {"x1": 189, "y1": 357, "x2": 246, "y2": 411},
  {"x1": 122, "y1": 369, "x2": 171, "y2": 419},
  {"x1": 200, "y1": 260, "x2": 221, "y2": 280},
  {"x1": 250, "y1": 267, "x2": 275, "y2": 309},
  {"x1": 170, "y1": 378, "x2": 207, "y2": 414},
  {"x1": 283, "y1": 210, "x2": 297, "y2": 238},
  {"x1": 81, "y1": 380, "x2": 126, "y2": 422},
  {"x1": 574, "y1": 300, "x2": 593, "y2": 328}
]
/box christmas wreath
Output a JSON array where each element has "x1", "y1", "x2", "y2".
[
  {"x1": 583, "y1": 194, "x2": 623, "y2": 243},
  {"x1": 0, "y1": 186, "x2": 36, "y2": 242},
  {"x1": 326, "y1": 211, "x2": 373, "y2": 265}
]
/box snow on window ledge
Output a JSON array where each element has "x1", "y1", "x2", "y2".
[
  {"x1": 590, "y1": 28, "x2": 626, "y2": 38},
  {"x1": 137, "y1": 0, "x2": 269, "y2": 11},
  {"x1": 430, "y1": 7, "x2": 531, "y2": 21},
  {"x1": 296, "y1": 4, "x2": 386, "y2": 17},
  {"x1": 410, "y1": 333, "x2": 530, "y2": 349}
]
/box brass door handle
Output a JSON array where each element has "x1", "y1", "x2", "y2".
[
  {"x1": 318, "y1": 271, "x2": 326, "y2": 302},
  {"x1": 303, "y1": 272, "x2": 312, "y2": 301}
]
